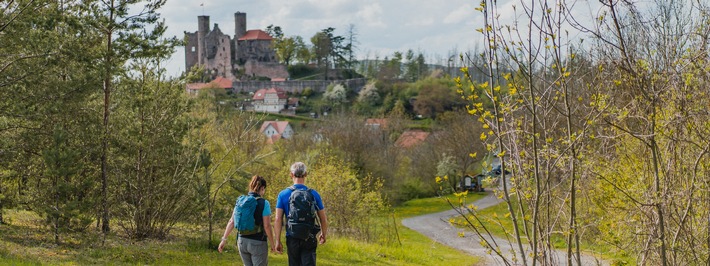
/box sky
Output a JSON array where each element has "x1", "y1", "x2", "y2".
[
  {"x1": 157, "y1": 0, "x2": 488, "y2": 77},
  {"x1": 156, "y1": 0, "x2": 609, "y2": 78}
]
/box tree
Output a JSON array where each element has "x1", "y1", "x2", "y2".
[
  {"x1": 41, "y1": 128, "x2": 92, "y2": 244},
  {"x1": 311, "y1": 27, "x2": 346, "y2": 79},
  {"x1": 323, "y1": 83, "x2": 348, "y2": 107},
  {"x1": 357, "y1": 82, "x2": 381, "y2": 106},
  {"x1": 266, "y1": 25, "x2": 306, "y2": 66},
  {"x1": 378, "y1": 52, "x2": 403, "y2": 80},
  {"x1": 431, "y1": 111, "x2": 486, "y2": 187},
  {"x1": 404, "y1": 50, "x2": 418, "y2": 82},
  {"x1": 344, "y1": 24, "x2": 359, "y2": 71},
  {"x1": 311, "y1": 31, "x2": 332, "y2": 75},
  {"x1": 188, "y1": 93, "x2": 273, "y2": 248},
  {"x1": 87, "y1": 0, "x2": 177, "y2": 236},
  {"x1": 0, "y1": 0, "x2": 102, "y2": 231},
  {"x1": 451, "y1": 1, "x2": 710, "y2": 265},
  {"x1": 412, "y1": 78, "x2": 465, "y2": 119},
  {"x1": 112, "y1": 61, "x2": 198, "y2": 239}
]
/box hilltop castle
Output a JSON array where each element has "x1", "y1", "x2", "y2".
[{"x1": 184, "y1": 12, "x2": 288, "y2": 80}]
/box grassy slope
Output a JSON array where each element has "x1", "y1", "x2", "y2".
[
  {"x1": 454, "y1": 197, "x2": 635, "y2": 265},
  {"x1": 0, "y1": 194, "x2": 485, "y2": 265}
]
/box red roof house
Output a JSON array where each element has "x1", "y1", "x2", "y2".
[
  {"x1": 260, "y1": 121, "x2": 294, "y2": 143},
  {"x1": 185, "y1": 76, "x2": 233, "y2": 96},
  {"x1": 252, "y1": 88, "x2": 288, "y2": 113},
  {"x1": 238, "y1": 30, "x2": 273, "y2": 41},
  {"x1": 395, "y1": 130, "x2": 430, "y2": 148}
]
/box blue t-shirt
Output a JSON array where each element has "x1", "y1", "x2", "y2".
[
  {"x1": 276, "y1": 184, "x2": 324, "y2": 237},
  {"x1": 262, "y1": 200, "x2": 272, "y2": 216}
]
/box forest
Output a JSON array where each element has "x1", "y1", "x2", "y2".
[{"x1": 2, "y1": 0, "x2": 710, "y2": 266}]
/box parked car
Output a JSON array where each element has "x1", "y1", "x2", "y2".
[{"x1": 459, "y1": 165, "x2": 511, "y2": 192}]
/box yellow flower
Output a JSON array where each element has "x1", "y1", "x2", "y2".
[
  {"x1": 457, "y1": 231, "x2": 465, "y2": 238},
  {"x1": 435, "y1": 176, "x2": 442, "y2": 184}
]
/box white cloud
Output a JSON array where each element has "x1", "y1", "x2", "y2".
[
  {"x1": 443, "y1": 4, "x2": 474, "y2": 24},
  {"x1": 356, "y1": 3, "x2": 385, "y2": 28}
]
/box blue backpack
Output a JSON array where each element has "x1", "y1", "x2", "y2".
[
  {"x1": 287, "y1": 186, "x2": 320, "y2": 240},
  {"x1": 233, "y1": 194, "x2": 263, "y2": 235}
]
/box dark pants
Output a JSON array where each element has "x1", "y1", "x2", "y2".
[{"x1": 286, "y1": 236, "x2": 318, "y2": 266}]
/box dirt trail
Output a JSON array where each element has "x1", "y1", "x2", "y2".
[{"x1": 401, "y1": 191, "x2": 609, "y2": 266}]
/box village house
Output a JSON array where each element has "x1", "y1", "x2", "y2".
[
  {"x1": 185, "y1": 76, "x2": 233, "y2": 96},
  {"x1": 395, "y1": 129, "x2": 430, "y2": 148},
  {"x1": 365, "y1": 118, "x2": 388, "y2": 130},
  {"x1": 259, "y1": 120, "x2": 293, "y2": 143},
  {"x1": 252, "y1": 88, "x2": 287, "y2": 113}
]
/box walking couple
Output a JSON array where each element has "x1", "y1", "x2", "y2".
[{"x1": 218, "y1": 162, "x2": 328, "y2": 266}]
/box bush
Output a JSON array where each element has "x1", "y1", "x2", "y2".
[{"x1": 306, "y1": 156, "x2": 388, "y2": 241}]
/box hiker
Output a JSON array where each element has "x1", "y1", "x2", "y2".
[
  {"x1": 218, "y1": 175, "x2": 275, "y2": 266},
  {"x1": 274, "y1": 162, "x2": 328, "y2": 266}
]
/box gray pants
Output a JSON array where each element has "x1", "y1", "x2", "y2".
[{"x1": 238, "y1": 237, "x2": 269, "y2": 266}]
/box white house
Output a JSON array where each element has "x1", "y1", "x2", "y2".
[
  {"x1": 252, "y1": 88, "x2": 287, "y2": 113},
  {"x1": 259, "y1": 121, "x2": 293, "y2": 143}
]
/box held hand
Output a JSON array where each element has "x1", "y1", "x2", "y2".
[
  {"x1": 319, "y1": 234, "x2": 326, "y2": 245},
  {"x1": 275, "y1": 242, "x2": 283, "y2": 254},
  {"x1": 218, "y1": 239, "x2": 226, "y2": 253}
]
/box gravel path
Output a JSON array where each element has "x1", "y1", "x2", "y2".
[{"x1": 401, "y1": 190, "x2": 609, "y2": 266}]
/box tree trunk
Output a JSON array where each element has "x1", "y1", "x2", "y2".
[
  {"x1": 207, "y1": 170, "x2": 213, "y2": 248},
  {"x1": 53, "y1": 170, "x2": 60, "y2": 245},
  {"x1": 100, "y1": 0, "x2": 116, "y2": 237},
  {"x1": 0, "y1": 182, "x2": 4, "y2": 225},
  {"x1": 651, "y1": 110, "x2": 667, "y2": 266}
]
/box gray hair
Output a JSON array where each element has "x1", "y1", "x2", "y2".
[{"x1": 290, "y1": 162, "x2": 307, "y2": 177}]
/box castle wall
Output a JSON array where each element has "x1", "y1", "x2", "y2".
[
  {"x1": 184, "y1": 32, "x2": 198, "y2": 72},
  {"x1": 184, "y1": 12, "x2": 289, "y2": 81},
  {"x1": 243, "y1": 61, "x2": 288, "y2": 80},
  {"x1": 205, "y1": 34, "x2": 233, "y2": 78},
  {"x1": 201, "y1": 23, "x2": 233, "y2": 78},
  {"x1": 231, "y1": 78, "x2": 368, "y2": 94},
  {"x1": 237, "y1": 39, "x2": 277, "y2": 63}
]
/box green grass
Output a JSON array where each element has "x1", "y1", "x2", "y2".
[
  {"x1": 394, "y1": 192, "x2": 486, "y2": 218},
  {"x1": 0, "y1": 194, "x2": 484, "y2": 265},
  {"x1": 452, "y1": 196, "x2": 635, "y2": 265}
]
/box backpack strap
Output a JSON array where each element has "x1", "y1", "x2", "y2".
[{"x1": 288, "y1": 185, "x2": 312, "y2": 193}]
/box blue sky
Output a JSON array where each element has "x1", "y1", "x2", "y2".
[{"x1": 158, "y1": 0, "x2": 485, "y2": 77}]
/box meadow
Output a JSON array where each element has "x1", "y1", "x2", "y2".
[{"x1": 0, "y1": 194, "x2": 484, "y2": 265}]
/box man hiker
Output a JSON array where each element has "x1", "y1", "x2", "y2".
[{"x1": 274, "y1": 162, "x2": 328, "y2": 266}]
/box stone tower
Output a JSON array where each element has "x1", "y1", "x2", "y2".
[
  {"x1": 197, "y1": 15, "x2": 210, "y2": 66},
  {"x1": 234, "y1": 12, "x2": 246, "y2": 40}
]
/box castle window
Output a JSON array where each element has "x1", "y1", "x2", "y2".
[{"x1": 191, "y1": 46, "x2": 195, "y2": 52}]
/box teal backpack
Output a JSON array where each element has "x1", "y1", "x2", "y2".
[{"x1": 233, "y1": 194, "x2": 262, "y2": 235}]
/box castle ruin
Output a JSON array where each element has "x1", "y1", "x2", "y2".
[{"x1": 184, "y1": 12, "x2": 288, "y2": 81}]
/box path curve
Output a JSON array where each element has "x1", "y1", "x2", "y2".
[{"x1": 401, "y1": 190, "x2": 609, "y2": 266}]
